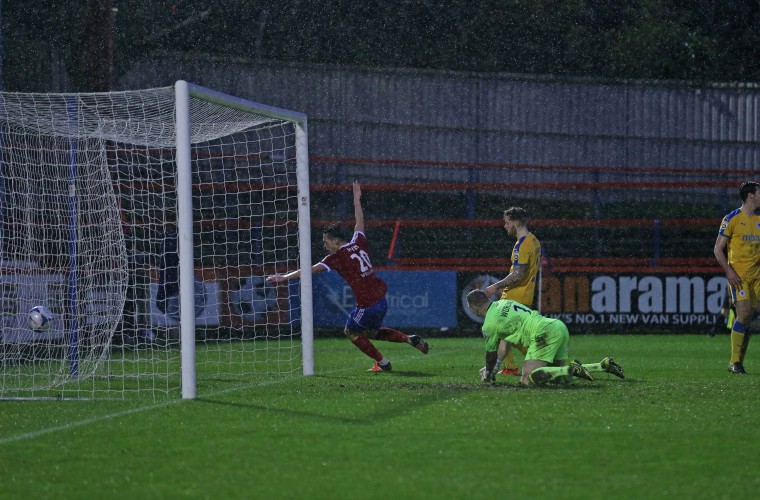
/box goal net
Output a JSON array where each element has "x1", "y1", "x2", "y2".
[{"x1": 0, "y1": 82, "x2": 312, "y2": 400}]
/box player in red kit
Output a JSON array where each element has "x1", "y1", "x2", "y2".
[{"x1": 266, "y1": 181, "x2": 430, "y2": 371}]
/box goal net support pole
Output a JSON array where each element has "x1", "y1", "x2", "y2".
[
  {"x1": 66, "y1": 96, "x2": 81, "y2": 379},
  {"x1": 175, "y1": 82, "x2": 196, "y2": 399},
  {"x1": 176, "y1": 81, "x2": 313, "y2": 399},
  {"x1": 295, "y1": 118, "x2": 313, "y2": 377}
]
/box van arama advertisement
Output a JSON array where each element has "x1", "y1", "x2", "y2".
[{"x1": 460, "y1": 272, "x2": 727, "y2": 332}]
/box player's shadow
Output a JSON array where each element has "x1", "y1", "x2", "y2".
[
  {"x1": 525, "y1": 383, "x2": 604, "y2": 391},
  {"x1": 373, "y1": 370, "x2": 434, "y2": 377},
  {"x1": 193, "y1": 383, "x2": 471, "y2": 425},
  {"x1": 193, "y1": 397, "x2": 361, "y2": 424},
  {"x1": 519, "y1": 378, "x2": 634, "y2": 389},
  {"x1": 317, "y1": 370, "x2": 435, "y2": 380}
]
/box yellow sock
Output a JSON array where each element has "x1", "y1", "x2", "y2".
[
  {"x1": 731, "y1": 330, "x2": 745, "y2": 364},
  {"x1": 502, "y1": 344, "x2": 527, "y2": 370},
  {"x1": 739, "y1": 334, "x2": 750, "y2": 363},
  {"x1": 503, "y1": 349, "x2": 518, "y2": 370}
]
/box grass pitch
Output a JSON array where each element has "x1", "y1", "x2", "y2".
[{"x1": 1, "y1": 334, "x2": 759, "y2": 499}]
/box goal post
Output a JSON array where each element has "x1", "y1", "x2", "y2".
[
  {"x1": 175, "y1": 81, "x2": 196, "y2": 400},
  {"x1": 0, "y1": 82, "x2": 313, "y2": 400},
  {"x1": 175, "y1": 81, "x2": 314, "y2": 399}
]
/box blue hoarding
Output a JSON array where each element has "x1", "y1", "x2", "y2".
[{"x1": 312, "y1": 270, "x2": 457, "y2": 328}]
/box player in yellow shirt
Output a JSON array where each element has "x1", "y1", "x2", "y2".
[
  {"x1": 484, "y1": 207, "x2": 541, "y2": 376},
  {"x1": 714, "y1": 181, "x2": 760, "y2": 374}
]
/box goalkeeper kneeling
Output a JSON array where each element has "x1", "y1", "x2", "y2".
[{"x1": 467, "y1": 290, "x2": 624, "y2": 386}]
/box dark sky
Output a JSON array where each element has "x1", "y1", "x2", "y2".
[{"x1": 3, "y1": 0, "x2": 760, "y2": 92}]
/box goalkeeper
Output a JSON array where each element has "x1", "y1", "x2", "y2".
[
  {"x1": 267, "y1": 181, "x2": 430, "y2": 372},
  {"x1": 483, "y1": 206, "x2": 540, "y2": 376},
  {"x1": 466, "y1": 290, "x2": 625, "y2": 385}
]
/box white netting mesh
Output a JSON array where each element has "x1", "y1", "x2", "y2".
[
  {"x1": 0, "y1": 89, "x2": 277, "y2": 147},
  {"x1": 0, "y1": 86, "x2": 304, "y2": 399}
]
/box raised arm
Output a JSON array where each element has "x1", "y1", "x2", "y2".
[{"x1": 353, "y1": 181, "x2": 365, "y2": 233}]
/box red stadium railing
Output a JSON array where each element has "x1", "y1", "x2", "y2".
[
  {"x1": 311, "y1": 218, "x2": 721, "y2": 274},
  {"x1": 310, "y1": 181, "x2": 736, "y2": 191},
  {"x1": 310, "y1": 156, "x2": 750, "y2": 178},
  {"x1": 382, "y1": 257, "x2": 721, "y2": 274},
  {"x1": 311, "y1": 218, "x2": 716, "y2": 229}
]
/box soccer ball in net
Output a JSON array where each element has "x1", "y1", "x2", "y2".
[{"x1": 28, "y1": 305, "x2": 54, "y2": 331}]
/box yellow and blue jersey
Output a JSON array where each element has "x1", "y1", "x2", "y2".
[
  {"x1": 501, "y1": 232, "x2": 541, "y2": 306},
  {"x1": 718, "y1": 209, "x2": 760, "y2": 281}
]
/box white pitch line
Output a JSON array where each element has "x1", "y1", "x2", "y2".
[
  {"x1": 0, "y1": 344, "x2": 473, "y2": 446},
  {"x1": 0, "y1": 401, "x2": 176, "y2": 445},
  {"x1": 0, "y1": 374, "x2": 301, "y2": 446}
]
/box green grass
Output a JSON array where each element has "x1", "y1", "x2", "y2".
[{"x1": 2, "y1": 334, "x2": 760, "y2": 499}]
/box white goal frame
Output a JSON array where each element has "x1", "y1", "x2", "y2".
[
  {"x1": 0, "y1": 81, "x2": 313, "y2": 400},
  {"x1": 175, "y1": 81, "x2": 314, "y2": 399}
]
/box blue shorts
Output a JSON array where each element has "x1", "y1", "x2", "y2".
[{"x1": 345, "y1": 298, "x2": 388, "y2": 332}]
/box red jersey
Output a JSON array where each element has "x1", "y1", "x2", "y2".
[{"x1": 320, "y1": 231, "x2": 387, "y2": 308}]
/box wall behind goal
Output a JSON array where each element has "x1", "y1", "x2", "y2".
[{"x1": 119, "y1": 53, "x2": 760, "y2": 179}]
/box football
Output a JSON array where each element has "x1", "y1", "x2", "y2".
[{"x1": 28, "y1": 305, "x2": 54, "y2": 331}]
